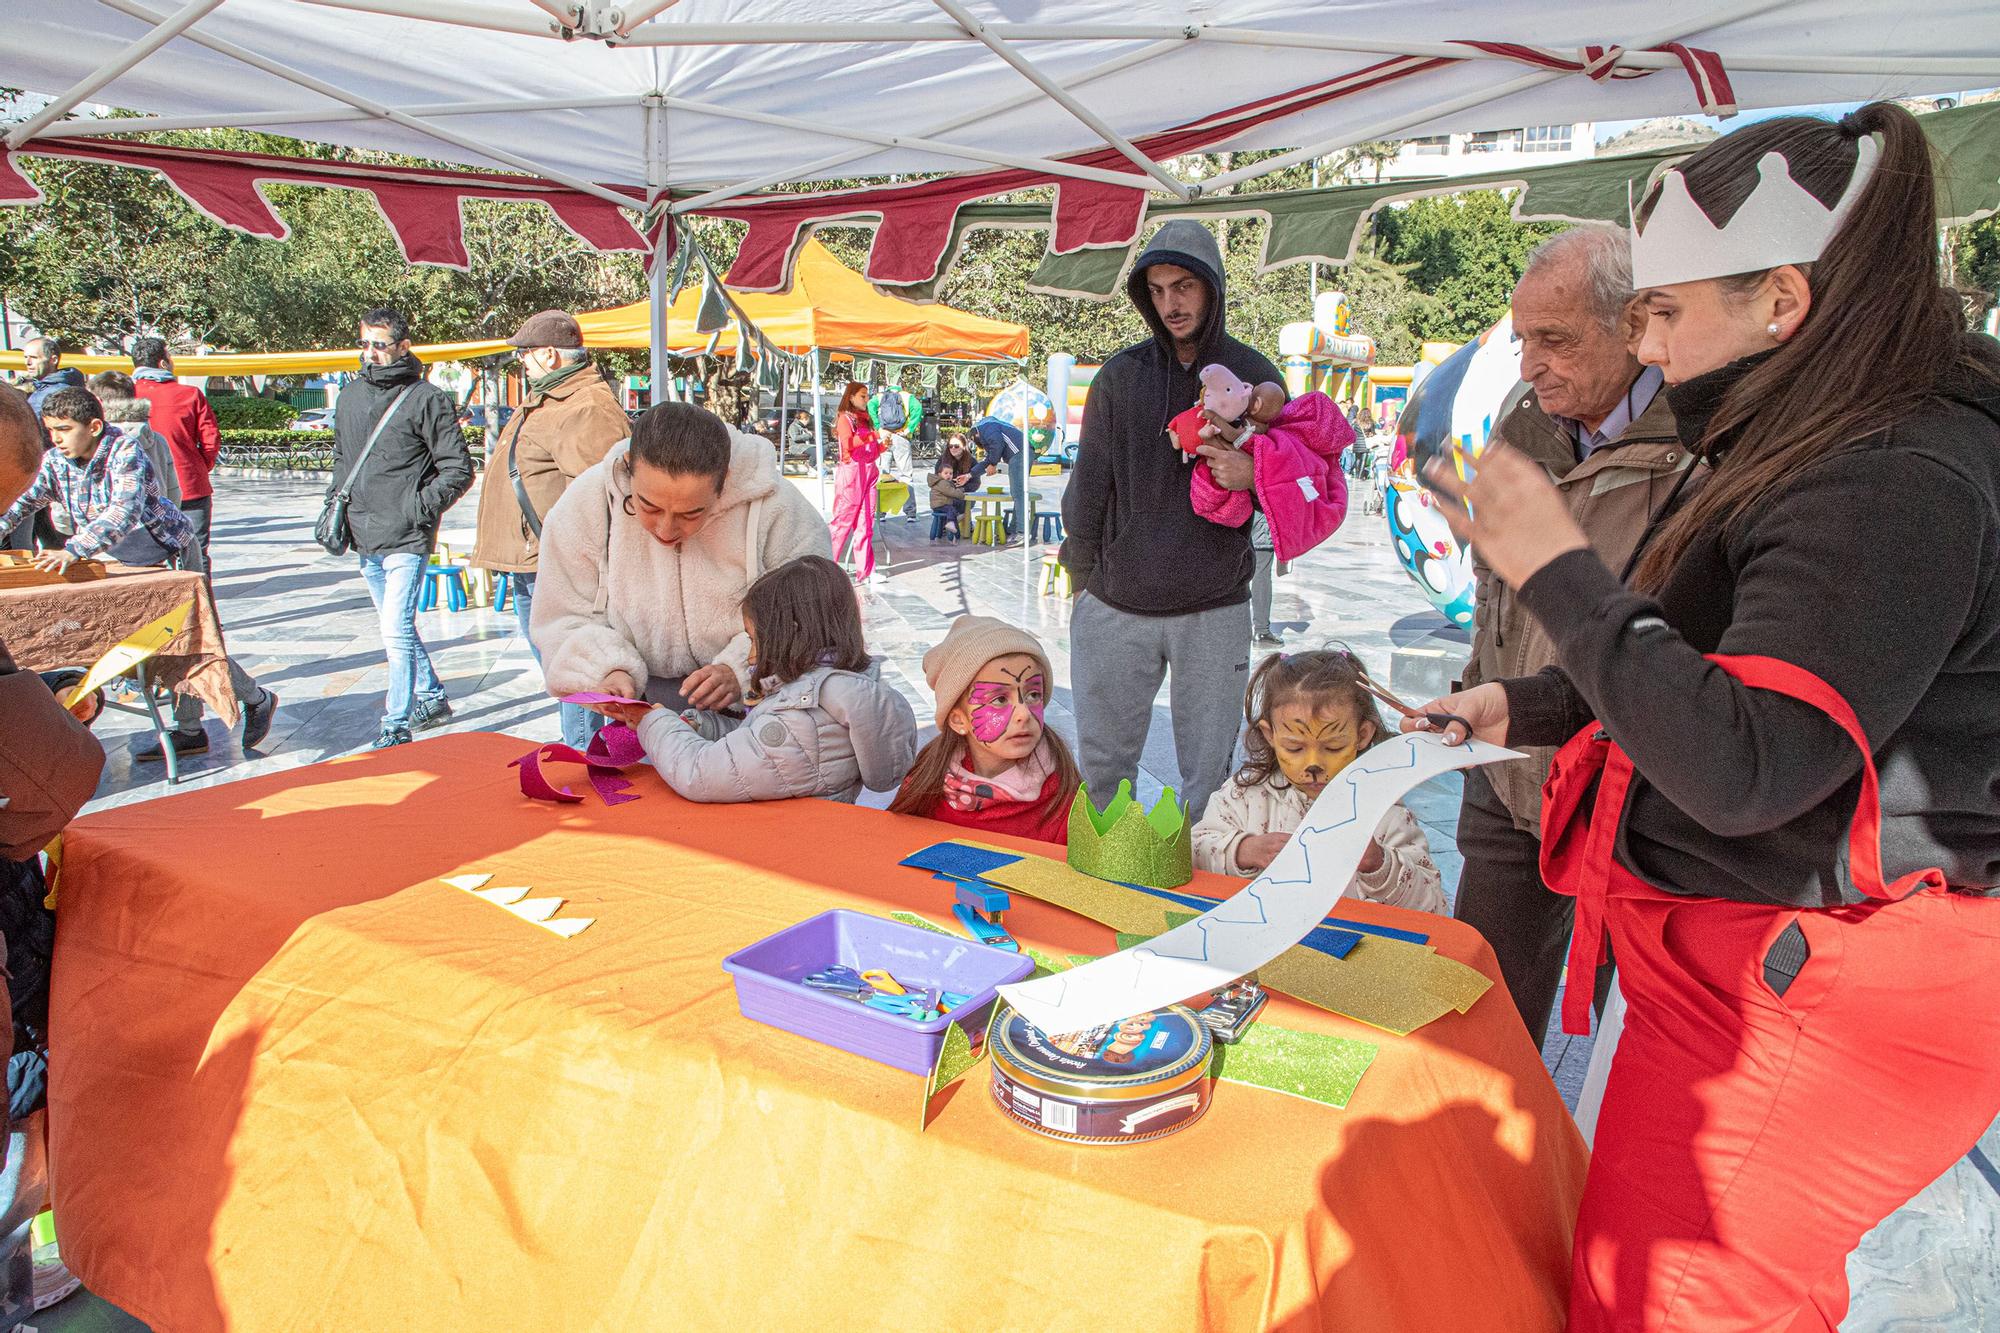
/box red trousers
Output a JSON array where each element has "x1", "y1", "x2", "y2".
[{"x1": 1571, "y1": 888, "x2": 2000, "y2": 1331}]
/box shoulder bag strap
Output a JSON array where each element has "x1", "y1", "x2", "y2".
[
  {"x1": 333, "y1": 385, "x2": 416, "y2": 500},
  {"x1": 505, "y1": 402, "x2": 549, "y2": 539}
]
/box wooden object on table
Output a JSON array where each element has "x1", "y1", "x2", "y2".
[{"x1": 0, "y1": 550, "x2": 108, "y2": 588}]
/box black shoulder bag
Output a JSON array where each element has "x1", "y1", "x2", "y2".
[{"x1": 315, "y1": 385, "x2": 415, "y2": 556}]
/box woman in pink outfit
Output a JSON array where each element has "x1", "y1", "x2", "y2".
[{"x1": 827, "y1": 381, "x2": 883, "y2": 582}]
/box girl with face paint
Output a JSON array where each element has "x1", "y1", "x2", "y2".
[
  {"x1": 1192, "y1": 649, "x2": 1446, "y2": 914},
  {"x1": 890, "y1": 616, "x2": 1082, "y2": 846}
]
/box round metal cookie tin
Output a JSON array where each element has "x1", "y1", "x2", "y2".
[{"x1": 987, "y1": 1002, "x2": 1213, "y2": 1145}]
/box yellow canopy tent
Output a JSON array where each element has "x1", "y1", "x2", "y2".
[{"x1": 0, "y1": 240, "x2": 1027, "y2": 377}]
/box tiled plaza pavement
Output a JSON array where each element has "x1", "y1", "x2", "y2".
[{"x1": 47, "y1": 468, "x2": 2000, "y2": 1330}]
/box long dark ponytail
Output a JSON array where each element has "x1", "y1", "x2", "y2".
[{"x1": 1632, "y1": 101, "x2": 1998, "y2": 591}]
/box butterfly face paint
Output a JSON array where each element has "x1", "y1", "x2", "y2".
[
  {"x1": 955, "y1": 654, "x2": 1048, "y2": 765},
  {"x1": 968, "y1": 682, "x2": 1017, "y2": 743}
]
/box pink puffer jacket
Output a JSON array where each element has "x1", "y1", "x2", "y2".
[{"x1": 1190, "y1": 392, "x2": 1351, "y2": 560}]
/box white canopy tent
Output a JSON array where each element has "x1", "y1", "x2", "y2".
[
  {"x1": 6, "y1": 2, "x2": 1997, "y2": 227},
  {"x1": 7, "y1": 0, "x2": 1992, "y2": 526}
]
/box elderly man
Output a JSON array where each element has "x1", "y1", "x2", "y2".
[
  {"x1": 471, "y1": 309, "x2": 628, "y2": 747},
  {"x1": 1453, "y1": 225, "x2": 1693, "y2": 1045},
  {"x1": 18, "y1": 338, "x2": 82, "y2": 420},
  {"x1": 0, "y1": 382, "x2": 102, "y2": 1323}
]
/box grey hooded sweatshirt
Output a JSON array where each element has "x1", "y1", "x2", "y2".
[{"x1": 1058, "y1": 220, "x2": 1283, "y2": 615}]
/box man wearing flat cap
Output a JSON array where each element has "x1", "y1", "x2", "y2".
[{"x1": 472, "y1": 309, "x2": 630, "y2": 747}]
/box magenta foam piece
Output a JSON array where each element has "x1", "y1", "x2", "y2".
[
  {"x1": 589, "y1": 766, "x2": 642, "y2": 805},
  {"x1": 510, "y1": 746, "x2": 586, "y2": 803},
  {"x1": 585, "y1": 722, "x2": 647, "y2": 767},
  {"x1": 511, "y1": 723, "x2": 646, "y2": 807}
]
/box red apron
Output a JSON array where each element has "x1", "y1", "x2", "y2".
[{"x1": 1537, "y1": 653, "x2": 1947, "y2": 1036}]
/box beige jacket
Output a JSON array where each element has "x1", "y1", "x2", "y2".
[
  {"x1": 530, "y1": 432, "x2": 832, "y2": 697},
  {"x1": 1460, "y1": 384, "x2": 1691, "y2": 832},
  {"x1": 1193, "y1": 777, "x2": 1446, "y2": 914},
  {"x1": 471, "y1": 368, "x2": 630, "y2": 573}
]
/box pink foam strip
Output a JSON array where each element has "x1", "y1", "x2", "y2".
[{"x1": 510, "y1": 746, "x2": 585, "y2": 803}]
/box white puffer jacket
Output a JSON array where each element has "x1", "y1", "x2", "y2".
[
  {"x1": 531, "y1": 431, "x2": 833, "y2": 696},
  {"x1": 636, "y1": 663, "x2": 919, "y2": 804}
]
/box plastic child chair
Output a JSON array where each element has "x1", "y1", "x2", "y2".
[
  {"x1": 1034, "y1": 511, "x2": 1065, "y2": 543},
  {"x1": 929, "y1": 511, "x2": 961, "y2": 542},
  {"x1": 971, "y1": 513, "x2": 1005, "y2": 546},
  {"x1": 1037, "y1": 553, "x2": 1072, "y2": 597},
  {"x1": 493, "y1": 571, "x2": 513, "y2": 612},
  {"x1": 420, "y1": 564, "x2": 470, "y2": 613}
]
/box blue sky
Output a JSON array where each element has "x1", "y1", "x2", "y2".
[{"x1": 1593, "y1": 89, "x2": 1990, "y2": 141}]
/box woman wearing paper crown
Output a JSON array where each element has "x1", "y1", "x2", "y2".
[{"x1": 1403, "y1": 103, "x2": 2000, "y2": 1332}]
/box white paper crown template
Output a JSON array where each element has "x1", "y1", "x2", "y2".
[{"x1": 1630, "y1": 135, "x2": 1879, "y2": 288}]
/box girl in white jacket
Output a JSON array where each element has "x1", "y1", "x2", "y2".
[
  {"x1": 1193, "y1": 649, "x2": 1445, "y2": 914},
  {"x1": 532, "y1": 403, "x2": 832, "y2": 716},
  {"x1": 607, "y1": 556, "x2": 919, "y2": 804}
]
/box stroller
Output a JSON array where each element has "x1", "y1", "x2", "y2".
[{"x1": 1349, "y1": 439, "x2": 1389, "y2": 517}]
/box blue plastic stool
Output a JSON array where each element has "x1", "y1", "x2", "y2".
[
  {"x1": 1034, "y1": 511, "x2": 1065, "y2": 543},
  {"x1": 420, "y1": 564, "x2": 470, "y2": 613},
  {"x1": 493, "y1": 571, "x2": 513, "y2": 612},
  {"x1": 929, "y1": 511, "x2": 960, "y2": 542}
]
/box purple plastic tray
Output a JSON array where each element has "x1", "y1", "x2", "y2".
[{"x1": 722, "y1": 909, "x2": 1036, "y2": 1074}]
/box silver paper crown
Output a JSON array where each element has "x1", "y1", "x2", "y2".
[{"x1": 1630, "y1": 136, "x2": 1880, "y2": 289}]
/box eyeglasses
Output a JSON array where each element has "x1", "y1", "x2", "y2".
[{"x1": 357, "y1": 338, "x2": 398, "y2": 352}]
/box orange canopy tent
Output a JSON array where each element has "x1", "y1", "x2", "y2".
[{"x1": 0, "y1": 240, "x2": 1027, "y2": 378}]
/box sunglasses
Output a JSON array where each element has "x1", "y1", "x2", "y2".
[{"x1": 357, "y1": 338, "x2": 399, "y2": 352}]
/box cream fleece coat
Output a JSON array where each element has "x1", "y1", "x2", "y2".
[
  {"x1": 1193, "y1": 776, "x2": 1447, "y2": 914},
  {"x1": 530, "y1": 432, "x2": 833, "y2": 696}
]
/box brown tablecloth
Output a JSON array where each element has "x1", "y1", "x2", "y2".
[{"x1": 0, "y1": 564, "x2": 240, "y2": 725}]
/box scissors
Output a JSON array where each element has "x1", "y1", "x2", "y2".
[{"x1": 1352, "y1": 670, "x2": 1474, "y2": 742}]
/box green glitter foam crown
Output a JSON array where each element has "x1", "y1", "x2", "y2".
[{"x1": 1066, "y1": 780, "x2": 1193, "y2": 890}]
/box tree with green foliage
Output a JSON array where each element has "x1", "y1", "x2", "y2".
[{"x1": 1375, "y1": 190, "x2": 1563, "y2": 342}]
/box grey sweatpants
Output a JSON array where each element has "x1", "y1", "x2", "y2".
[
  {"x1": 1069, "y1": 590, "x2": 1250, "y2": 825},
  {"x1": 1251, "y1": 549, "x2": 1274, "y2": 636}
]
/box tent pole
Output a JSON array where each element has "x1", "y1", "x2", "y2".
[
  {"x1": 811, "y1": 350, "x2": 828, "y2": 514},
  {"x1": 649, "y1": 243, "x2": 668, "y2": 408}
]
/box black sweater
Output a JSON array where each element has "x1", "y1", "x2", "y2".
[
  {"x1": 1503, "y1": 342, "x2": 2000, "y2": 906},
  {"x1": 1060, "y1": 220, "x2": 1283, "y2": 615}
]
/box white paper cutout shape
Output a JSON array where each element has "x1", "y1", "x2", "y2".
[
  {"x1": 506, "y1": 897, "x2": 564, "y2": 923},
  {"x1": 473, "y1": 885, "x2": 532, "y2": 906},
  {"x1": 441, "y1": 874, "x2": 493, "y2": 891},
  {"x1": 997, "y1": 733, "x2": 1518, "y2": 1035}
]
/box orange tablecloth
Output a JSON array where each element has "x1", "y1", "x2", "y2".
[{"x1": 49, "y1": 733, "x2": 1586, "y2": 1331}]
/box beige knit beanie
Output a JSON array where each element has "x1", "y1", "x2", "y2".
[{"x1": 922, "y1": 615, "x2": 1052, "y2": 732}]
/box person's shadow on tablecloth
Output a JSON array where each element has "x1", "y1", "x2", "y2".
[{"x1": 1304, "y1": 1101, "x2": 1577, "y2": 1333}]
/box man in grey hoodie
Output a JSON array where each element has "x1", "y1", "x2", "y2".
[{"x1": 1059, "y1": 221, "x2": 1283, "y2": 823}]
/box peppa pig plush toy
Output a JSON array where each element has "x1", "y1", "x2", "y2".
[{"x1": 1166, "y1": 364, "x2": 1285, "y2": 458}]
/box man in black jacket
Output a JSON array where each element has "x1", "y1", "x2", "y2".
[
  {"x1": 330, "y1": 307, "x2": 473, "y2": 750},
  {"x1": 1060, "y1": 221, "x2": 1280, "y2": 823}
]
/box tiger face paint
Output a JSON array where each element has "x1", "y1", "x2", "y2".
[
  {"x1": 1257, "y1": 701, "x2": 1374, "y2": 796},
  {"x1": 950, "y1": 652, "x2": 1047, "y2": 771}
]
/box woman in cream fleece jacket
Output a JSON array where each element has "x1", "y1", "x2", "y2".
[{"x1": 530, "y1": 404, "x2": 832, "y2": 708}]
